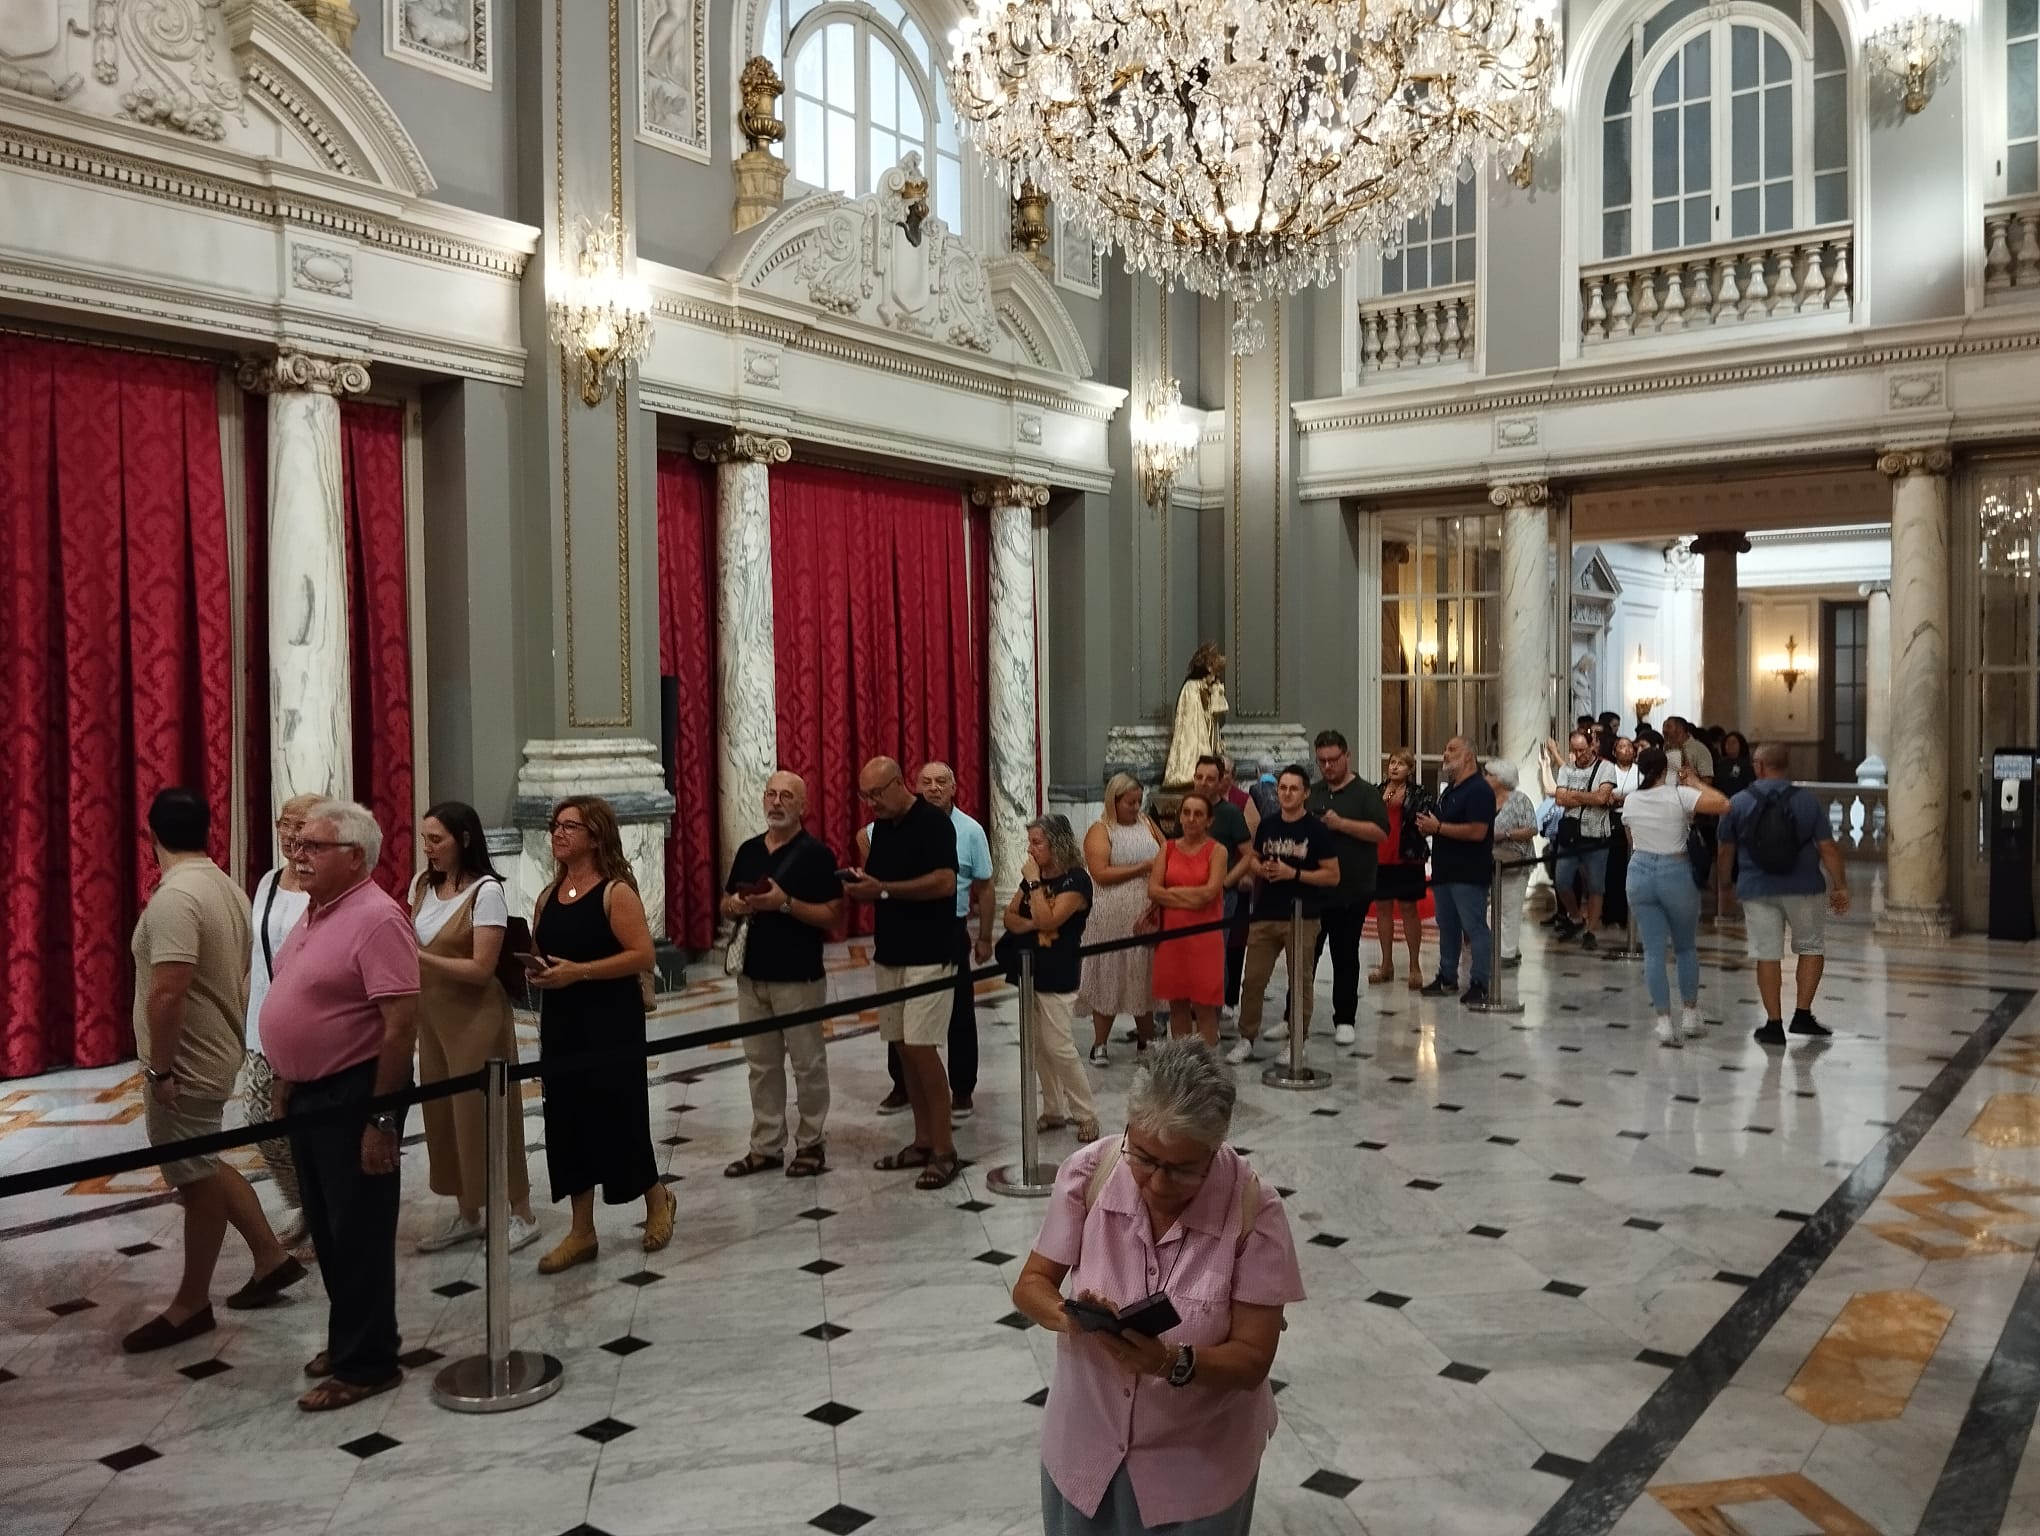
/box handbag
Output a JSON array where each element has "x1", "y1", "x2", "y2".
[
  {"x1": 495, "y1": 913, "x2": 535, "y2": 1004},
  {"x1": 1685, "y1": 816, "x2": 1713, "y2": 890}
]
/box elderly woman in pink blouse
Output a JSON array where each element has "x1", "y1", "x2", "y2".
[{"x1": 1012, "y1": 1039, "x2": 1306, "y2": 1535}]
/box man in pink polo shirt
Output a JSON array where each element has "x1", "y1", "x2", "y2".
[
  {"x1": 1011, "y1": 1040, "x2": 1306, "y2": 1533},
  {"x1": 261, "y1": 799, "x2": 419, "y2": 1413}
]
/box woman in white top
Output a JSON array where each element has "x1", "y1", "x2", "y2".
[
  {"x1": 1623, "y1": 747, "x2": 1732, "y2": 1048},
  {"x1": 1485, "y1": 761, "x2": 1539, "y2": 967},
  {"x1": 411, "y1": 802, "x2": 539, "y2": 1253},
  {"x1": 244, "y1": 792, "x2": 320, "y2": 1247}
]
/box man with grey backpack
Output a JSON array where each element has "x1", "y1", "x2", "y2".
[{"x1": 1717, "y1": 744, "x2": 1850, "y2": 1047}]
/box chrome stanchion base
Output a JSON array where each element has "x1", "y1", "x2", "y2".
[
  {"x1": 1260, "y1": 1059, "x2": 1334, "y2": 1091},
  {"x1": 987, "y1": 1161, "x2": 1059, "y2": 1197},
  {"x1": 1466, "y1": 996, "x2": 1525, "y2": 1015},
  {"x1": 431, "y1": 1349, "x2": 565, "y2": 1413}
]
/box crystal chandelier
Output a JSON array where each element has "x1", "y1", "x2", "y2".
[
  {"x1": 548, "y1": 213, "x2": 654, "y2": 407},
  {"x1": 1864, "y1": 1, "x2": 1960, "y2": 116},
  {"x1": 950, "y1": 0, "x2": 1560, "y2": 350},
  {"x1": 1133, "y1": 374, "x2": 1200, "y2": 504}
]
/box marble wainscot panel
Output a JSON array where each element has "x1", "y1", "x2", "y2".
[
  {"x1": 1102, "y1": 722, "x2": 1311, "y2": 786},
  {"x1": 512, "y1": 738, "x2": 677, "y2": 936}
]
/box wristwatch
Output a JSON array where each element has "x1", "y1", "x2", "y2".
[
  {"x1": 877, "y1": 887, "x2": 891, "y2": 901},
  {"x1": 1166, "y1": 1345, "x2": 1197, "y2": 1388},
  {"x1": 142, "y1": 1066, "x2": 174, "y2": 1085},
  {"x1": 368, "y1": 1111, "x2": 399, "y2": 1136}
]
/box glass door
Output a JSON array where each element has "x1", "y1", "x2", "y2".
[{"x1": 1380, "y1": 509, "x2": 1502, "y2": 787}]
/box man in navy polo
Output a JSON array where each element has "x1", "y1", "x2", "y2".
[{"x1": 1417, "y1": 737, "x2": 1498, "y2": 1007}]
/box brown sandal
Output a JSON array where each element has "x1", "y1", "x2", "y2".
[
  {"x1": 914, "y1": 1152, "x2": 962, "y2": 1191},
  {"x1": 297, "y1": 1373, "x2": 401, "y2": 1412},
  {"x1": 724, "y1": 1151, "x2": 782, "y2": 1178},
  {"x1": 874, "y1": 1144, "x2": 933, "y2": 1171},
  {"x1": 786, "y1": 1145, "x2": 827, "y2": 1178},
  {"x1": 303, "y1": 1351, "x2": 333, "y2": 1378},
  {"x1": 1367, "y1": 965, "x2": 1394, "y2": 985}
]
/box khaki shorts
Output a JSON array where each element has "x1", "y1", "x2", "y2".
[
  {"x1": 145, "y1": 1093, "x2": 228, "y2": 1188},
  {"x1": 875, "y1": 963, "x2": 955, "y2": 1046},
  {"x1": 1744, "y1": 894, "x2": 1827, "y2": 961}
]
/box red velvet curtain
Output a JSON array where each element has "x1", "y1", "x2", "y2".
[
  {"x1": 1, "y1": 334, "x2": 234, "y2": 1077},
  {"x1": 656, "y1": 450, "x2": 719, "y2": 950},
  {"x1": 770, "y1": 463, "x2": 987, "y2": 930},
  {"x1": 242, "y1": 398, "x2": 414, "y2": 894}
]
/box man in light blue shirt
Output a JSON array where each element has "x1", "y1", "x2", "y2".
[{"x1": 863, "y1": 763, "x2": 995, "y2": 1119}]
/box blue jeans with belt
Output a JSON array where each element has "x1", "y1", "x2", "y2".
[
  {"x1": 1628, "y1": 851, "x2": 1701, "y2": 1014},
  {"x1": 1430, "y1": 881, "x2": 1490, "y2": 989}
]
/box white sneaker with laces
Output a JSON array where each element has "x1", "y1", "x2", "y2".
[
  {"x1": 416, "y1": 1211, "x2": 485, "y2": 1253},
  {"x1": 1334, "y1": 1023, "x2": 1356, "y2": 1046},
  {"x1": 1224, "y1": 1039, "x2": 1257, "y2": 1066},
  {"x1": 1263, "y1": 1021, "x2": 1290, "y2": 1043},
  {"x1": 1654, "y1": 1016, "x2": 1682, "y2": 1049},
  {"x1": 506, "y1": 1214, "x2": 542, "y2": 1253},
  {"x1": 1681, "y1": 1006, "x2": 1705, "y2": 1038}
]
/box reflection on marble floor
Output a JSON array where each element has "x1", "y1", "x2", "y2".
[{"x1": 4, "y1": 930, "x2": 2040, "y2": 1535}]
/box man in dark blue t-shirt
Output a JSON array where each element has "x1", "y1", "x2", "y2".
[{"x1": 1418, "y1": 736, "x2": 1497, "y2": 1006}]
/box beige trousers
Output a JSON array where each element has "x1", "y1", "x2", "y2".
[
  {"x1": 736, "y1": 977, "x2": 832, "y2": 1156},
  {"x1": 1033, "y1": 990, "x2": 1097, "y2": 1128},
  {"x1": 1238, "y1": 917, "x2": 1321, "y2": 1041}
]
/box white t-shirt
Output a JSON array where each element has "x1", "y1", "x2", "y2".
[
  {"x1": 1557, "y1": 759, "x2": 1619, "y2": 839},
  {"x1": 246, "y1": 869, "x2": 312, "y2": 1051},
  {"x1": 412, "y1": 877, "x2": 509, "y2": 947},
  {"x1": 1623, "y1": 785, "x2": 1704, "y2": 856},
  {"x1": 1610, "y1": 763, "x2": 1641, "y2": 803}
]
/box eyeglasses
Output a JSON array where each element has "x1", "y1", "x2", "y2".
[
  {"x1": 294, "y1": 839, "x2": 357, "y2": 857},
  {"x1": 857, "y1": 774, "x2": 900, "y2": 805},
  {"x1": 1121, "y1": 1136, "x2": 1214, "y2": 1186},
  {"x1": 549, "y1": 819, "x2": 589, "y2": 834}
]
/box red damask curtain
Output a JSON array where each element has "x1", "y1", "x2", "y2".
[
  {"x1": 656, "y1": 450, "x2": 719, "y2": 951},
  {"x1": 770, "y1": 463, "x2": 988, "y2": 930},
  {"x1": 1, "y1": 334, "x2": 235, "y2": 1077},
  {"x1": 242, "y1": 399, "x2": 415, "y2": 894}
]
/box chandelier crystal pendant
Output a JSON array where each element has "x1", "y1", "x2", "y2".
[
  {"x1": 950, "y1": 0, "x2": 1561, "y2": 351},
  {"x1": 1133, "y1": 374, "x2": 1201, "y2": 505}
]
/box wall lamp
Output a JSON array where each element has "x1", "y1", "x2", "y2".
[
  {"x1": 548, "y1": 213, "x2": 654, "y2": 407},
  {"x1": 1865, "y1": 4, "x2": 1961, "y2": 116}
]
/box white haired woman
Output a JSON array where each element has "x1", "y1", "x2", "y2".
[
  {"x1": 1077, "y1": 773, "x2": 1162, "y2": 1064},
  {"x1": 1013, "y1": 1040, "x2": 1306, "y2": 1535},
  {"x1": 1485, "y1": 760, "x2": 1540, "y2": 967},
  {"x1": 1004, "y1": 814, "x2": 1099, "y2": 1141}
]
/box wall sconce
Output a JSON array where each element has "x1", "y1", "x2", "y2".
[
  {"x1": 1132, "y1": 374, "x2": 1199, "y2": 506},
  {"x1": 1417, "y1": 637, "x2": 1439, "y2": 673},
  {"x1": 1770, "y1": 634, "x2": 1806, "y2": 693},
  {"x1": 1865, "y1": 5, "x2": 1960, "y2": 116},
  {"x1": 1630, "y1": 645, "x2": 1665, "y2": 719},
  {"x1": 547, "y1": 212, "x2": 654, "y2": 407}
]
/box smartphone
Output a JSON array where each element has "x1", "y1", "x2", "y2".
[
  {"x1": 1114, "y1": 1293, "x2": 1182, "y2": 1338},
  {"x1": 739, "y1": 878, "x2": 773, "y2": 897},
  {"x1": 515, "y1": 951, "x2": 554, "y2": 972},
  {"x1": 1061, "y1": 1297, "x2": 1123, "y2": 1334},
  {"x1": 835, "y1": 868, "x2": 861, "y2": 882}
]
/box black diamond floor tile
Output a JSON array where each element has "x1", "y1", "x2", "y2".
[
  {"x1": 973, "y1": 1249, "x2": 1016, "y2": 1266},
  {"x1": 1500, "y1": 1072, "x2": 1527, "y2": 1081},
  {"x1": 397, "y1": 1347, "x2": 445, "y2": 1369},
  {"x1": 802, "y1": 1322, "x2": 851, "y2": 1341},
  {"x1": 617, "y1": 1270, "x2": 665, "y2": 1287},
  {"x1": 1609, "y1": 1068, "x2": 1639, "y2": 1077},
  {"x1": 1617, "y1": 1130, "x2": 1648, "y2": 1140},
  {"x1": 1745, "y1": 1124, "x2": 1775, "y2": 1135},
  {"x1": 48, "y1": 1298, "x2": 96, "y2": 1317},
  {"x1": 1549, "y1": 1173, "x2": 1586, "y2": 1185},
  {"x1": 1775, "y1": 1209, "x2": 1813, "y2": 1223},
  {"x1": 1624, "y1": 1217, "x2": 1662, "y2": 1232},
  {"x1": 1406, "y1": 1178, "x2": 1442, "y2": 1191},
  {"x1": 797, "y1": 1207, "x2": 838, "y2": 1221},
  {"x1": 1544, "y1": 1280, "x2": 1587, "y2": 1298},
  {"x1": 1024, "y1": 1387, "x2": 1049, "y2": 1407},
  {"x1": 1690, "y1": 1166, "x2": 1724, "y2": 1178},
  {"x1": 575, "y1": 1417, "x2": 637, "y2": 1444},
  {"x1": 340, "y1": 1431, "x2": 401, "y2": 1460},
  {"x1": 659, "y1": 1134, "x2": 692, "y2": 1147},
  {"x1": 1301, "y1": 1468, "x2": 1362, "y2": 1499},
  {"x1": 1533, "y1": 1452, "x2": 1590, "y2": 1480},
  {"x1": 1439, "y1": 1361, "x2": 1489, "y2": 1385},
  {"x1": 805, "y1": 1400, "x2": 862, "y2": 1426},
  {"x1": 996, "y1": 1311, "x2": 1036, "y2": 1330},
  {"x1": 1388, "y1": 1075, "x2": 1414, "y2": 1084},
  {"x1": 1488, "y1": 1135, "x2": 1518, "y2": 1146},
  {"x1": 1308, "y1": 1233, "x2": 1349, "y2": 1249},
  {"x1": 800, "y1": 1259, "x2": 844, "y2": 1275},
  {"x1": 99, "y1": 1444, "x2": 161, "y2": 1472},
  {"x1": 1555, "y1": 1098, "x2": 1584, "y2": 1108},
  {"x1": 1310, "y1": 1107, "x2": 1341, "y2": 1117},
  {"x1": 1275, "y1": 1185, "x2": 1297, "y2": 1198},
  {"x1": 1674, "y1": 1093, "x2": 1700, "y2": 1104},
  {"x1": 1365, "y1": 1291, "x2": 1410, "y2": 1309},
  {"x1": 1469, "y1": 1225, "x2": 1506, "y2": 1239},
  {"x1": 1356, "y1": 1140, "x2": 1388, "y2": 1151},
  {"x1": 0, "y1": 1368, "x2": 16, "y2": 1385},
  {"x1": 1435, "y1": 1103, "x2": 1464, "y2": 1113},
  {"x1": 1558, "y1": 1046, "x2": 1582, "y2": 1054},
  {"x1": 1636, "y1": 1348, "x2": 1685, "y2": 1369},
  {"x1": 178, "y1": 1357, "x2": 234, "y2": 1381},
  {"x1": 117, "y1": 1242, "x2": 161, "y2": 1257},
  {"x1": 600, "y1": 1335, "x2": 653, "y2": 1357},
  {"x1": 432, "y1": 1280, "x2": 479, "y2": 1299},
  {"x1": 810, "y1": 1505, "x2": 874, "y2": 1535},
  {"x1": 956, "y1": 1199, "x2": 993, "y2": 1213},
  {"x1": 1714, "y1": 1270, "x2": 1758, "y2": 1286}
]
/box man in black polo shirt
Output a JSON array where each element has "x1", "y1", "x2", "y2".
[
  {"x1": 720, "y1": 771, "x2": 845, "y2": 1180},
  {"x1": 1307, "y1": 730, "x2": 1389, "y2": 1046},
  {"x1": 1418, "y1": 736, "x2": 1497, "y2": 1006},
  {"x1": 845, "y1": 756, "x2": 961, "y2": 1189}
]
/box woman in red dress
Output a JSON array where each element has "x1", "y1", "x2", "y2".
[{"x1": 1147, "y1": 792, "x2": 1228, "y2": 1045}]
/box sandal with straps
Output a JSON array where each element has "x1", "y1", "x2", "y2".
[
  {"x1": 1367, "y1": 964, "x2": 1394, "y2": 985},
  {"x1": 914, "y1": 1152, "x2": 962, "y2": 1191},
  {"x1": 786, "y1": 1144, "x2": 827, "y2": 1178},
  {"x1": 874, "y1": 1144, "x2": 933, "y2": 1171},
  {"x1": 297, "y1": 1373, "x2": 401, "y2": 1413},
  {"x1": 724, "y1": 1151, "x2": 783, "y2": 1178}
]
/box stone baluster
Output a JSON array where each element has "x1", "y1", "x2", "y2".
[
  {"x1": 1419, "y1": 300, "x2": 1443, "y2": 364},
  {"x1": 1801, "y1": 243, "x2": 1827, "y2": 311},
  {"x1": 694, "y1": 430, "x2": 791, "y2": 879},
  {"x1": 1584, "y1": 276, "x2": 1608, "y2": 343},
  {"x1": 1687, "y1": 260, "x2": 1713, "y2": 323},
  {"x1": 972, "y1": 479, "x2": 1052, "y2": 897},
  {"x1": 1361, "y1": 310, "x2": 1382, "y2": 372},
  {"x1": 1870, "y1": 796, "x2": 1888, "y2": 853},
  {"x1": 1661, "y1": 265, "x2": 1687, "y2": 331},
  {"x1": 1635, "y1": 268, "x2": 1661, "y2": 332},
  {"x1": 1715, "y1": 255, "x2": 1741, "y2": 324},
  {"x1": 2016, "y1": 212, "x2": 2040, "y2": 288},
  {"x1": 1829, "y1": 237, "x2": 1851, "y2": 312},
  {"x1": 1382, "y1": 307, "x2": 1404, "y2": 370},
  {"x1": 1742, "y1": 251, "x2": 1770, "y2": 318},
  {"x1": 237, "y1": 347, "x2": 371, "y2": 813},
  {"x1": 1986, "y1": 214, "x2": 2013, "y2": 293},
  {"x1": 1774, "y1": 245, "x2": 1800, "y2": 313},
  {"x1": 1610, "y1": 274, "x2": 1635, "y2": 338}
]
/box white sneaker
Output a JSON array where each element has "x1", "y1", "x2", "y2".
[
  {"x1": 1681, "y1": 1006, "x2": 1705, "y2": 1038},
  {"x1": 416, "y1": 1211, "x2": 485, "y2": 1253},
  {"x1": 1654, "y1": 1017, "x2": 1682, "y2": 1049},
  {"x1": 1225, "y1": 1039, "x2": 1257, "y2": 1066},
  {"x1": 1334, "y1": 1024, "x2": 1356, "y2": 1047},
  {"x1": 506, "y1": 1214, "x2": 542, "y2": 1253},
  {"x1": 1264, "y1": 1021, "x2": 1290, "y2": 1043}
]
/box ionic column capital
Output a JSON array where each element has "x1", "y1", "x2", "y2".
[
  {"x1": 1859, "y1": 579, "x2": 1891, "y2": 598},
  {"x1": 1876, "y1": 445, "x2": 1953, "y2": 480},
  {"x1": 1487, "y1": 480, "x2": 1553, "y2": 511},
  {"x1": 236, "y1": 346, "x2": 372, "y2": 397},
  {"x1": 1689, "y1": 530, "x2": 1751, "y2": 558},
  {"x1": 692, "y1": 430, "x2": 791, "y2": 466},
  {"x1": 971, "y1": 479, "x2": 1051, "y2": 510}
]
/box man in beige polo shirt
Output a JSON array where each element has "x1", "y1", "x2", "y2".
[{"x1": 122, "y1": 789, "x2": 305, "y2": 1354}]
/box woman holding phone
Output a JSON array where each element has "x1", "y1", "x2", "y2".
[{"x1": 1012, "y1": 1041, "x2": 1306, "y2": 1536}]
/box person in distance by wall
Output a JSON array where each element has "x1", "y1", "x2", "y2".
[
  {"x1": 122, "y1": 788, "x2": 306, "y2": 1355},
  {"x1": 1372, "y1": 749, "x2": 1432, "y2": 991},
  {"x1": 1417, "y1": 738, "x2": 1497, "y2": 1007},
  {"x1": 242, "y1": 791, "x2": 322, "y2": 1257}
]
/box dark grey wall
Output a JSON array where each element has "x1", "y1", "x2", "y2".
[
  {"x1": 349, "y1": 6, "x2": 519, "y2": 219},
  {"x1": 1483, "y1": 165, "x2": 1564, "y2": 376},
  {"x1": 1284, "y1": 291, "x2": 1361, "y2": 737}
]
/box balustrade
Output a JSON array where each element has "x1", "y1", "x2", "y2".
[
  {"x1": 1803, "y1": 781, "x2": 1887, "y2": 861},
  {"x1": 1580, "y1": 226, "x2": 1852, "y2": 345},
  {"x1": 1985, "y1": 198, "x2": 2040, "y2": 298},
  {"x1": 1357, "y1": 284, "x2": 1476, "y2": 374}
]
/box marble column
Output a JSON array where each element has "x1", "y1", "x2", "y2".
[
  {"x1": 1858, "y1": 580, "x2": 1892, "y2": 786},
  {"x1": 237, "y1": 347, "x2": 370, "y2": 820},
  {"x1": 694, "y1": 431, "x2": 790, "y2": 874},
  {"x1": 1691, "y1": 531, "x2": 1750, "y2": 728},
  {"x1": 1878, "y1": 447, "x2": 1955, "y2": 939},
  {"x1": 1491, "y1": 482, "x2": 1554, "y2": 781},
  {"x1": 973, "y1": 478, "x2": 1051, "y2": 897}
]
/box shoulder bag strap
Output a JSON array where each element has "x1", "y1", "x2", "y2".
[
  {"x1": 258, "y1": 872, "x2": 282, "y2": 980},
  {"x1": 1082, "y1": 1139, "x2": 1122, "y2": 1212},
  {"x1": 1235, "y1": 1170, "x2": 1263, "y2": 1256}
]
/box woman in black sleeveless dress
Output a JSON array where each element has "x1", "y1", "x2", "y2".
[{"x1": 528, "y1": 796, "x2": 672, "y2": 1274}]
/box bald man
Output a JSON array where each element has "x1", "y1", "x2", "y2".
[{"x1": 721, "y1": 772, "x2": 845, "y2": 1178}]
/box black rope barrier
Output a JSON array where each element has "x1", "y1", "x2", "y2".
[{"x1": 0, "y1": 913, "x2": 1240, "y2": 1204}]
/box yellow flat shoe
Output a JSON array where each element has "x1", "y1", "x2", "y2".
[
  {"x1": 536, "y1": 1231, "x2": 598, "y2": 1275},
  {"x1": 642, "y1": 1184, "x2": 676, "y2": 1253}
]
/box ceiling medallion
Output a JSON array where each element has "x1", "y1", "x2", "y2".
[{"x1": 951, "y1": 0, "x2": 1561, "y2": 351}]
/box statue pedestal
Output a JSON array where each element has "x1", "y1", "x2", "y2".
[
  {"x1": 511, "y1": 738, "x2": 676, "y2": 935},
  {"x1": 1101, "y1": 722, "x2": 1312, "y2": 787}
]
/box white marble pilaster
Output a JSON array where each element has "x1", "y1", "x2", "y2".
[
  {"x1": 1858, "y1": 580, "x2": 1892, "y2": 786},
  {"x1": 1877, "y1": 448, "x2": 1954, "y2": 939},
  {"x1": 1691, "y1": 530, "x2": 1749, "y2": 729},
  {"x1": 694, "y1": 432, "x2": 790, "y2": 877},
  {"x1": 973, "y1": 479, "x2": 1051, "y2": 897},
  {"x1": 1491, "y1": 482, "x2": 1553, "y2": 779},
  {"x1": 238, "y1": 348, "x2": 370, "y2": 817},
  {"x1": 511, "y1": 738, "x2": 677, "y2": 931}
]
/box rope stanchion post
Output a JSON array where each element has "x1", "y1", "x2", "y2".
[
  {"x1": 1261, "y1": 905, "x2": 1332, "y2": 1091},
  {"x1": 432, "y1": 1057, "x2": 564, "y2": 1413},
  {"x1": 988, "y1": 947, "x2": 1057, "y2": 1197},
  {"x1": 1467, "y1": 864, "x2": 1524, "y2": 1015},
  {"x1": 1603, "y1": 894, "x2": 1642, "y2": 960}
]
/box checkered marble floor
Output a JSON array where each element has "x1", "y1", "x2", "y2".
[{"x1": 5, "y1": 923, "x2": 2040, "y2": 1536}]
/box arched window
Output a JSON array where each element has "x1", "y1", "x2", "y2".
[
  {"x1": 2007, "y1": 0, "x2": 2038, "y2": 196},
  {"x1": 1382, "y1": 180, "x2": 1478, "y2": 296},
  {"x1": 1597, "y1": 0, "x2": 1849, "y2": 259},
  {"x1": 756, "y1": 0, "x2": 966, "y2": 236}
]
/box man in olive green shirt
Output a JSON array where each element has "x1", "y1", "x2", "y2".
[
  {"x1": 123, "y1": 789, "x2": 304, "y2": 1354},
  {"x1": 1307, "y1": 730, "x2": 1389, "y2": 1046}
]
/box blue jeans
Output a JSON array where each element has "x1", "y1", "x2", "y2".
[
  {"x1": 1431, "y1": 881, "x2": 1490, "y2": 989},
  {"x1": 1628, "y1": 851, "x2": 1700, "y2": 1014}
]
